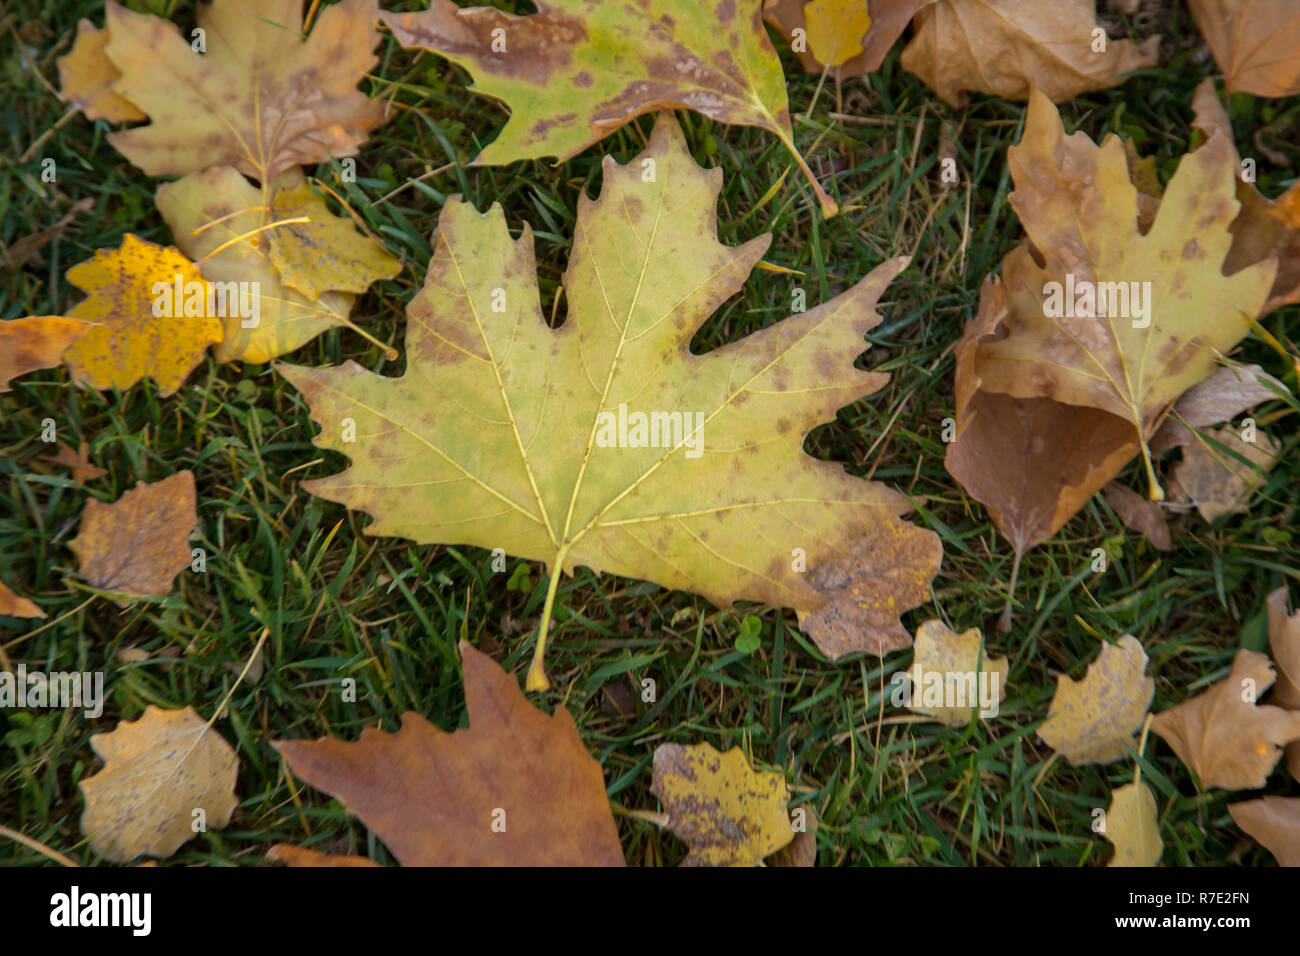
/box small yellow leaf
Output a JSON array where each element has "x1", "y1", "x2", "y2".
[
  {"x1": 57, "y1": 19, "x2": 146, "y2": 123},
  {"x1": 157, "y1": 166, "x2": 356, "y2": 364},
  {"x1": 0, "y1": 316, "x2": 92, "y2": 392},
  {"x1": 1106, "y1": 781, "x2": 1162, "y2": 867},
  {"x1": 903, "y1": 619, "x2": 1007, "y2": 727},
  {"x1": 804, "y1": 0, "x2": 871, "y2": 67},
  {"x1": 651, "y1": 742, "x2": 793, "y2": 866},
  {"x1": 80, "y1": 705, "x2": 238, "y2": 862},
  {"x1": 60, "y1": 235, "x2": 224, "y2": 396},
  {"x1": 267, "y1": 171, "x2": 401, "y2": 301},
  {"x1": 1039, "y1": 634, "x2": 1154, "y2": 765}
]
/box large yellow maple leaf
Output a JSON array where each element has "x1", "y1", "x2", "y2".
[{"x1": 280, "y1": 114, "x2": 935, "y2": 689}]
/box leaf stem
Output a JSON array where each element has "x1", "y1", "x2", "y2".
[
  {"x1": 1139, "y1": 439, "x2": 1164, "y2": 501},
  {"x1": 769, "y1": 124, "x2": 838, "y2": 219},
  {"x1": 526, "y1": 551, "x2": 567, "y2": 692},
  {"x1": 998, "y1": 549, "x2": 1024, "y2": 634}
]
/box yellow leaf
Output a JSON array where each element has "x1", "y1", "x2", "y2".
[
  {"x1": 277, "y1": 114, "x2": 935, "y2": 689},
  {"x1": 56, "y1": 19, "x2": 146, "y2": 123},
  {"x1": 1105, "y1": 781, "x2": 1162, "y2": 867},
  {"x1": 903, "y1": 619, "x2": 1007, "y2": 727},
  {"x1": 382, "y1": 0, "x2": 838, "y2": 217},
  {"x1": 651, "y1": 742, "x2": 793, "y2": 866},
  {"x1": 267, "y1": 170, "x2": 401, "y2": 301},
  {"x1": 0, "y1": 316, "x2": 92, "y2": 392},
  {"x1": 157, "y1": 166, "x2": 357, "y2": 364},
  {"x1": 804, "y1": 0, "x2": 871, "y2": 67},
  {"x1": 80, "y1": 705, "x2": 238, "y2": 862},
  {"x1": 1039, "y1": 634, "x2": 1153, "y2": 765},
  {"x1": 59, "y1": 235, "x2": 224, "y2": 396},
  {"x1": 103, "y1": 0, "x2": 385, "y2": 182}
]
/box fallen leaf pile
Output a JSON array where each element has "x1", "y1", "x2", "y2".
[{"x1": 945, "y1": 83, "x2": 1289, "y2": 628}]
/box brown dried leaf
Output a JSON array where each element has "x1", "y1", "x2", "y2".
[
  {"x1": 797, "y1": 515, "x2": 942, "y2": 658},
  {"x1": 1228, "y1": 796, "x2": 1300, "y2": 866},
  {"x1": 0, "y1": 579, "x2": 45, "y2": 619},
  {"x1": 1188, "y1": 0, "x2": 1300, "y2": 98},
  {"x1": 267, "y1": 844, "x2": 381, "y2": 867},
  {"x1": 70, "y1": 471, "x2": 197, "y2": 605},
  {"x1": 945, "y1": 277, "x2": 1138, "y2": 558},
  {"x1": 1267, "y1": 586, "x2": 1300, "y2": 782},
  {"x1": 46, "y1": 440, "x2": 108, "y2": 483},
  {"x1": 79, "y1": 705, "x2": 239, "y2": 862},
  {"x1": 900, "y1": 0, "x2": 1158, "y2": 107},
  {"x1": 1151, "y1": 649, "x2": 1300, "y2": 790},
  {"x1": 1150, "y1": 363, "x2": 1287, "y2": 453},
  {"x1": 0, "y1": 199, "x2": 95, "y2": 271},
  {"x1": 0, "y1": 316, "x2": 92, "y2": 392},
  {"x1": 1103, "y1": 482, "x2": 1171, "y2": 551},
  {"x1": 275, "y1": 641, "x2": 625, "y2": 866},
  {"x1": 1168, "y1": 425, "x2": 1279, "y2": 522},
  {"x1": 651, "y1": 741, "x2": 794, "y2": 866}
]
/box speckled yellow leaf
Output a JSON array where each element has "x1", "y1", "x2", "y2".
[
  {"x1": 1151, "y1": 650, "x2": 1300, "y2": 790},
  {"x1": 156, "y1": 166, "x2": 357, "y2": 364},
  {"x1": 60, "y1": 235, "x2": 224, "y2": 396},
  {"x1": 80, "y1": 705, "x2": 238, "y2": 862},
  {"x1": 0, "y1": 316, "x2": 92, "y2": 392},
  {"x1": 973, "y1": 90, "x2": 1276, "y2": 500},
  {"x1": 267, "y1": 170, "x2": 401, "y2": 301},
  {"x1": 278, "y1": 115, "x2": 934, "y2": 690},
  {"x1": 651, "y1": 742, "x2": 793, "y2": 866},
  {"x1": 70, "y1": 471, "x2": 197, "y2": 606},
  {"x1": 804, "y1": 0, "x2": 871, "y2": 67},
  {"x1": 0, "y1": 579, "x2": 44, "y2": 619},
  {"x1": 103, "y1": 0, "x2": 385, "y2": 182},
  {"x1": 56, "y1": 19, "x2": 146, "y2": 123},
  {"x1": 381, "y1": 0, "x2": 837, "y2": 217},
  {"x1": 902, "y1": 619, "x2": 1007, "y2": 727},
  {"x1": 1039, "y1": 634, "x2": 1154, "y2": 765},
  {"x1": 1105, "y1": 782, "x2": 1161, "y2": 867}
]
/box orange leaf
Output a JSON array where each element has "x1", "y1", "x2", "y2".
[{"x1": 275, "y1": 641, "x2": 625, "y2": 866}]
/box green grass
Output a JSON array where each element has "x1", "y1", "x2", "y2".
[{"x1": 2, "y1": 0, "x2": 1298, "y2": 866}]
